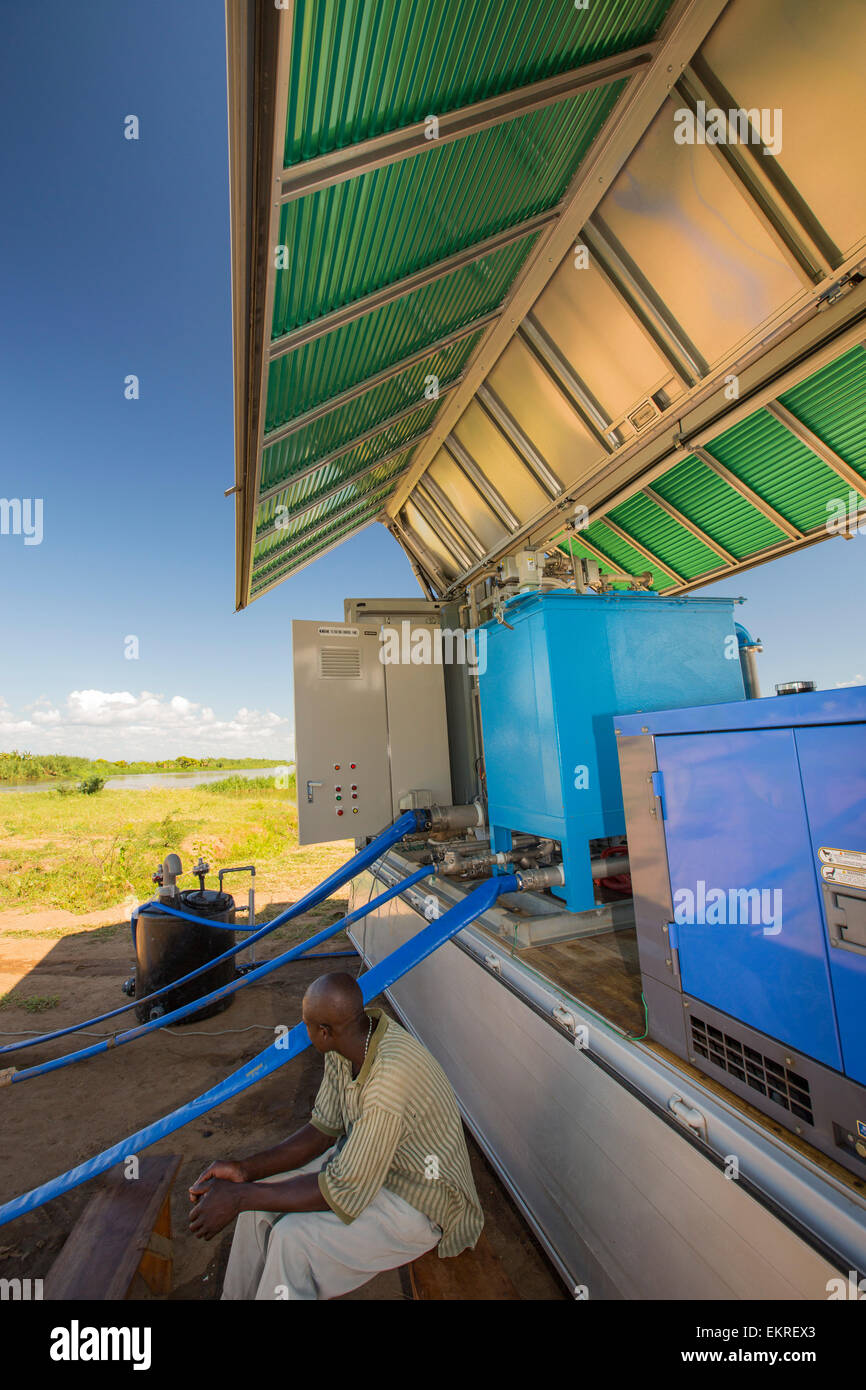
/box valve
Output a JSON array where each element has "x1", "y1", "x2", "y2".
[{"x1": 192, "y1": 857, "x2": 210, "y2": 892}]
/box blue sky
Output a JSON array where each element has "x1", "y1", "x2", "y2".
[{"x1": 0, "y1": 0, "x2": 863, "y2": 760}]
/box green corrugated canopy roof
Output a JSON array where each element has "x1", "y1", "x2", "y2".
[{"x1": 226, "y1": 0, "x2": 866, "y2": 606}]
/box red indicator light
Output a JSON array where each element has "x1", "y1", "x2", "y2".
[
  {"x1": 351, "y1": 794, "x2": 357, "y2": 800},
  {"x1": 335, "y1": 785, "x2": 342, "y2": 791},
  {"x1": 337, "y1": 809, "x2": 343, "y2": 816},
  {"x1": 351, "y1": 785, "x2": 357, "y2": 791},
  {"x1": 334, "y1": 764, "x2": 340, "y2": 771},
  {"x1": 350, "y1": 763, "x2": 356, "y2": 769}
]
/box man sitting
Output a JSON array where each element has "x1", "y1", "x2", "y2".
[{"x1": 189, "y1": 972, "x2": 483, "y2": 1300}]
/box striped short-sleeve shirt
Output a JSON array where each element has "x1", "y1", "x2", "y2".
[{"x1": 310, "y1": 1008, "x2": 483, "y2": 1258}]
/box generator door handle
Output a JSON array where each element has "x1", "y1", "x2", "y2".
[{"x1": 306, "y1": 780, "x2": 324, "y2": 803}]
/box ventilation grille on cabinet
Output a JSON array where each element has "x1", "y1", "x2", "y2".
[
  {"x1": 690, "y1": 1015, "x2": 814, "y2": 1125},
  {"x1": 319, "y1": 647, "x2": 362, "y2": 679}
]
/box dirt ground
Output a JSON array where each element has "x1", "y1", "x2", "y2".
[{"x1": 0, "y1": 885, "x2": 564, "y2": 1301}]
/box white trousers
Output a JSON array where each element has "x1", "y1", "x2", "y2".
[{"x1": 221, "y1": 1150, "x2": 441, "y2": 1300}]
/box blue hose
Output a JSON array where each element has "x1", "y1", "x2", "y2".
[
  {"x1": 8, "y1": 867, "x2": 434, "y2": 1084},
  {"x1": 0, "y1": 808, "x2": 427, "y2": 1056},
  {"x1": 0, "y1": 874, "x2": 517, "y2": 1227}
]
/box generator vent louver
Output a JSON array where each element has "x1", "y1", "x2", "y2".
[
  {"x1": 690, "y1": 1015, "x2": 815, "y2": 1126},
  {"x1": 318, "y1": 647, "x2": 362, "y2": 679}
]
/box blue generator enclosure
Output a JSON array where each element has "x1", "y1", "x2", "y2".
[{"x1": 617, "y1": 686, "x2": 866, "y2": 1091}]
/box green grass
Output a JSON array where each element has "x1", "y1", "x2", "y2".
[
  {"x1": 0, "y1": 777, "x2": 348, "y2": 914},
  {"x1": 0, "y1": 993, "x2": 60, "y2": 1013},
  {"x1": 0, "y1": 751, "x2": 291, "y2": 786},
  {"x1": 204, "y1": 775, "x2": 288, "y2": 795}
]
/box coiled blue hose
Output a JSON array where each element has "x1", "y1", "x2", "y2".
[
  {"x1": 0, "y1": 808, "x2": 427, "y2": 1056},
  {"x1": 7, "y1": 866, "x2": 435, "y2": 1083},
  {"x1": 0, "y1": 874, "x2": 517, "y2": 1227}
]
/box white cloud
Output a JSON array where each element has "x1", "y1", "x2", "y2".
[
  {"x1": 0, "y1": 689, "x2": 293, "y2": 760},
  {"x1": 835, "y1": 674, "x2": 865, "y2": 688}
]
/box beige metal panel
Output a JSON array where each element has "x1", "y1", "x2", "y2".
[
  {"x1": 451, "y1": 401, "x2": 549, "y2": 525},
  {"x1": 594, "y1": 96, "x2": 804, "y2": 369},
  {"x1": 485, "y1": 337, "x2": 602, "y2": 490},
  {"x1": 701, "y1": 0, "x2": 866, "y2": 258},
  {"x1": 292, "y1": 619, "x2": 392, "y2": 844},
  {"x1": 383, "y1": 621, "x2": 453, "y2": 815},
  {"x1": 427, "y1": 451, "x2": 508, "y2": 553},
  {"x1": 530, "y1": 256, "x2": 677, "y2": 425},
  {"x1": 342, "y1": 599, "x2": 452, "y2": 814},
  {"x1": 403, "y1": 498, "x2": 461, "y2": 580}
]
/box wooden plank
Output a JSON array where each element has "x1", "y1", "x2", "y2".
[
  {"x1": 409, "y1": 1232, "x2": 520, "y2": 1300},
  {"x1": 45, "y1": 1154, "x2": 181, "y2": 1301},
  {"x1": 135, "y1": 1191, "x2": 174, "y2": 1297}
]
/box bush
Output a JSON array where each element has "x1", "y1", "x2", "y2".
[{"x1": 77, "y1": 775, "x2": 105, "y2": 795}]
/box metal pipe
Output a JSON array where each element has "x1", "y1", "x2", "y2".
[
  {"x1": 438, "y1": 850, "x2": 514, "y2": 877},
  {"x1": 735, "y1": 622, "x2": 763, "y2": 700},
  {"x1": 428, "y1": 801, "x2": 486, "y2": 832},
  {"x1": 590, "y1": 853, "x2": 630, "y2": 879},
  {"x1": 515, "y1": 865, "x2": 566, "y2": 892}
]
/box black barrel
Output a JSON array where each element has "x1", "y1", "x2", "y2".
[{"x1": 134, "y1": 889, "x2": 237, "y2": 1024}]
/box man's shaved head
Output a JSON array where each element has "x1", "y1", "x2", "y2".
[
  {"x1": 302, "y1": 972, "x2": 370, "y2": 1057},
  {"x1": 303, "y1": 972, "x2": 364, "y2": 1027}
]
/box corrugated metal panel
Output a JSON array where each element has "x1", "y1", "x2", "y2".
[
  {"x1": 251, "y1": 505, "x2": 383, "y2": 597},
  {"x1": 284, "y1": 0, "x2": 673, "y2": 165},
  {"x1": 778, "y1": 346, "x2": 866, "y2": 484},
  {"x1": 257, "y1": 401, "x2": 437, "y2": 523},
  {"x1": 273, "y1": 85, "x2": 623, "y2": 336},
  {"x1": 706, "y1": 410, "x2": 846, "y2": 534},
  {"x1": 253, "y1": 474, "x2": 401, "y2": 568},
  {"x1": 255, "y1": 448, "x2": 412, "y2": 535},
  {"x1": 607, "y1": 491, "x2": 723, "y2": 580},
  {"x1": 650, "y1": 455, "x2": 787, "y2": 560},
  {"x1": 260, "y1": 336, "x2": 479, "y2": 484},
  {"x1": 265, "y1": 236, "x2": 535, "y2": 433}
]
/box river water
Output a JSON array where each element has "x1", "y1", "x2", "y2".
[{"x1": 0, "y1": 766, "x2": 293, "y2": 795}]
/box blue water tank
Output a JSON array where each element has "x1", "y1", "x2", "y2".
[{"x1": 478, "y1": 590, "x2": 745, "y2": 911}]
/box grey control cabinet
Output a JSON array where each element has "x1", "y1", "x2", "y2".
[{"x1": 293, "y1": 605, "x2": 452, "y2": 845}]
